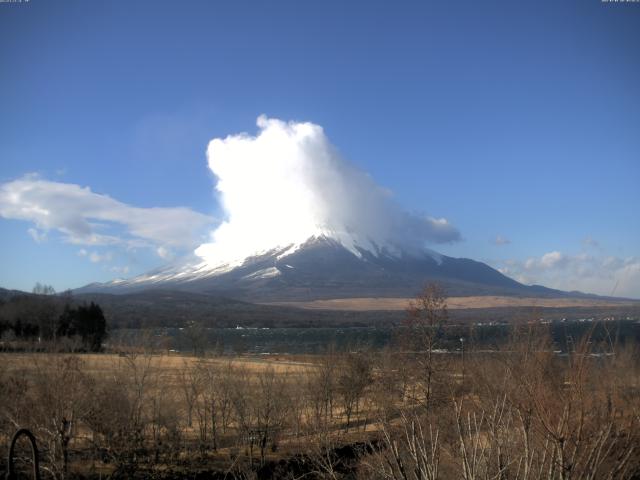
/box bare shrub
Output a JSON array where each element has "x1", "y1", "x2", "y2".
[
  {"x1": 336, "y1": 352, "x2": 373, "y2": 432},
  {"x1": 82, "y1": 350, "x2": 160, "y2": 476},
  {"x1": 29, "y1": 355, "x2": 92, "y2": 479}
]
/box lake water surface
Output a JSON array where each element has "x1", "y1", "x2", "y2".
[{"x1": 110, "y1": 319, "x2": 640, "y2": 354}]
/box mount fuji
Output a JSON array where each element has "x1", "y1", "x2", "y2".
[
  {"x1": 76, "y1": 233, "x2": 568, "y2": 302},
  {"x1": 74, "y1": 117, "x2": 592, "y2": 303}
]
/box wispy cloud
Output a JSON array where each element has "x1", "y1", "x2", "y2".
[
  {"x1": 493, "y1": 235, "x2": 511, "y2": 246},
  {"x1": 110, "y1": 265, "x2": 130, "y2": 275},
  {"x1": 156, "y1": 246, "x2": 174, "y2": 260},
  {"x1": 27, "y1": 227, "x2": 47, "y2": 243},
  {"x1": 78, "y1": 249, "x2": 113, "y2": 263},
  {"x1": 498, "y1": 251, "x2": 640, "y2": 298},
  {"x1": 582, "y1": 236, "x2": 602, "y2": 251},
  {"x1": 0, "y1": 176, "x2": 214, "y2": 258}
]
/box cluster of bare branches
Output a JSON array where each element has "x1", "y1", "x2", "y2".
[
  {"x1": 0, "y1": 284, "x2": 638, "y2": 479},
  {"x1": 0, "y1": 345, "x2": 380, "y2": 478},
  {"x1": 364, "y1": 287, "x2": 640, "y2": 480}
]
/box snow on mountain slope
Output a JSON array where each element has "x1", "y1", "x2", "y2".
[
  {"x1": 104, "y1": 229, "x2": 438, "y2": 286},
  {"x1": 76, "y1": 233, "x2": 567, "y2": 301}
]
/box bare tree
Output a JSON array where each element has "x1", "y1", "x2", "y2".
[
  {"x1": 307, "y1": 349, "x2": 337, "y2": 432},
  {"x1": 365, "y1": 412, "x2": 441, "y2": 480},
  {"x1": 178, "y1": 361, "x2": 200, "y2": 428},
  {"x1": 82, "y1": 348, "x2": 159, "y2": 476},
  {"x1": 29, "y1": 355, "x2": 91, "y2": 479},
  {"x1": 402, "y1": 283, "x2": 448, "y2": 409},
  {"x1": 336, "y1": 352, "x2": 373, "y2": 431},
  {"x1": 198, "y1": 359, "x2": 235, "y2": 451},
  {"x1": 252, "y1": 367, "x2": 291, "y2": 464}
]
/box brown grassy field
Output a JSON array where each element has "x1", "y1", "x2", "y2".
[
  {"x1": 1, "y1": 318, "x2": 640, "y2": 479},
  {"x1": 266, "y1": 295, "x2": 640, "y2": 311},
  {"x1": 0, "y1": 349, "x2": 383, "y2": 478},
  {"x1": 0, "y1": 352, "x2": 316, "y2": 376}
]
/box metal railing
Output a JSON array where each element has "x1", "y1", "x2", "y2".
[{"x1": 5, "y1": 429, "x2": 40, "y2": 480}]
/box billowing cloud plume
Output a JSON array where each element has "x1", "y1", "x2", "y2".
[
  {"x1": 0, "y1": 176, "x2": 213, "y2": 255},
  {"x1": 196, "y1": 116, "x2": 460, "y2": 263},
  {"x1": 498, "y1": 251, "x2": 640, "y2": 299}
]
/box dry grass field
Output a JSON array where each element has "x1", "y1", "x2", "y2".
[
  {"x1": 266, "y1": 295, "x2": 640, "y2": 311},
  {"x1": 0, "y1": 352, "x2": 316, "y2": 376},
  {"x1": 1, "y1": 337, "x2": 639, "y2": 479},
  {"x1": 2, "y1": 299, "x2": 640, "y2": 479},
  {"x1": 0, "y1": 348, "x2": 385, "y2": 478}
]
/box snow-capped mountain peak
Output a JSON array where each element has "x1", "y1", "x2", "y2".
[{"x1": 75, "y1": 231, "x2": 535, "y2": 302}]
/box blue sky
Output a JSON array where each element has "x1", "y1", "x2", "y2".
[{"x1": 1, "y1": 0, "x2": 639, "y2": 297}]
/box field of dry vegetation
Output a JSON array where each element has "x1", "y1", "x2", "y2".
[{"x1": 1, "y1": 289, "x2": 639, "y2": 479}]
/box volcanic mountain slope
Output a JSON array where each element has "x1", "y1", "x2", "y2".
[{"x1": 77, "y1": 235, "x2": 575, "y2": 301}]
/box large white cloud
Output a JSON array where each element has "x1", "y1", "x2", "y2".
[
  {"x1": 0, "y1": 176, "x2": 213, "y2": 254},
  {"x1": 498, "y1": 251, "x2": 640, "y2": 299},
  {"x1": 195, "y1": 116, "x2": 460, "y2": 263},
  {"x1": 0, "y1": 116, "x2": 460, "y2": 273}
]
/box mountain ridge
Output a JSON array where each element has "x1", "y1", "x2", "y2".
[{"x1": 74, "y1": 235, "x2": 615, "y2": 302}]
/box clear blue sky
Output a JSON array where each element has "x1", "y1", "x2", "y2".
[{"x1": 1, "y1": 0, "x2": 639, "y2": 297}]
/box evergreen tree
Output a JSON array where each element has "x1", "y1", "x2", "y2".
[{"x1": 58, "y1": 302, "x2": 107, "y2": 351}]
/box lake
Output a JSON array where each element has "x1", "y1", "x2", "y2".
[{"x1": 109, "y1": 319, "x2": 640, "y2": 355}]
